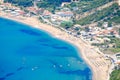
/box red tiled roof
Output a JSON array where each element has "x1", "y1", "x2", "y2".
[
  {"x1": 27, "y1": 7, "x2": 37, "y2": 12},
  {"x1": 43, "y1": 10, "x2": 52, "y2": 16},
  {"x1": 19, "y1": 11, "x2": 25, "y2": 15}
]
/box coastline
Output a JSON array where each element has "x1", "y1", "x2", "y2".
[{"x1": 0, "y1": 12, "x2": 110, "y2": 80}]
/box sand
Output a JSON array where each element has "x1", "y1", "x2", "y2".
[{"x1": 0, "y1": 12, "x2": 110, "y2": 80}]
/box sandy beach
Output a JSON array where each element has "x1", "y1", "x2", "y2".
[{"x1": 0, "y1": 12, "x2": 110, "y2": 80}]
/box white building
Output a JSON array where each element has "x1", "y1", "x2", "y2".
[
  {"x1": 103, "y1": 22, "x2": 108, "y2": 28},
  {"x1": 55, "y1": 11, "x2": 73, "y2": 21},
  {"x1": 71, "y1": 0, "x2": 79, "y2": 2}
]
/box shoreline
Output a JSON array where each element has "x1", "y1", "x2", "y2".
[{"x1": 0, "y1": 13, "x2": 110, "y2": 80}]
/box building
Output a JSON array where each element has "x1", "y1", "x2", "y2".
[
  {"x1": 118, "y1": 0, "x2": 120, "y2": 5},
  {"x1": 61, "y1": 2, "x2": 70, "y2": 7},
  {"x1": 0, "y1": 0, "x2": 3, "y2": 4},
  {"x1": 71, "y1": 0, "x2": 79, "y2": 2},
  {"x1": 103, "y1": 22, "x2": 108, "y2": 28},
  {"x1": 114, "y1": 53, "x2": 120, "y2": 65},
  {"x1": 55, "y1": 11, "x2": 73, "y2": 21},
  {"x1": 42, "y1": 10, "x2": 52, "y2": 18}
]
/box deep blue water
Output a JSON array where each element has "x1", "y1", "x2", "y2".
[{"x1": 0, "y1": 17, "x2": 92, "y2": 80}]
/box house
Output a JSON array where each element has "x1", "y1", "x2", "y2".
[
  {"x1": 108, "y1": 43, "x2": 116, "y2": 48},
  {"x1": 72, "y1": 7, "x2": 79, "y2": 11},
  {"x1": 37, "y1": 8, "x2": 44, "y2": 15},
  {"x1": 14, "y1": 10, "x2": 25, "y2": 16},
  {"x1": 4, "y1": 9, "x2": 11, "y2": 13},
  {"x1": 93, "y1": 37, "x2": 104, "y2": 43},
  {"x1": 19, "y1": 11, "x2": 25, "y2": 16},
  {"x1": 27, "y1": 7, "x2": 38, "y2": 14},
  {"x1": 42, "y1": 10, "x2": 52, "y2": 18},
  {"x1": 61, "y1": 8, "x2": 71, "y2": 11},
  {"x1": 103, "y1": 37, "x2": 111, "y2": 42},
  {"x1": 74, "y1": 24, "x2": 82, "y2": 28},
  {"x1": 115, "y1": 53, "x2": 120, "y2": 65},
  {"x1": 80, "y1": 31, "x2": 88, "y2": 36}
]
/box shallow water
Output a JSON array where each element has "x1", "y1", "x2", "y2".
[{"x1": 0, "y1": 17, "x2": 92, "y2": 80}]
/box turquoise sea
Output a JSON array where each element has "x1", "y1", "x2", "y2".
[{"x1": 0, "y1": 17, "x2": 92, "y2": 80}]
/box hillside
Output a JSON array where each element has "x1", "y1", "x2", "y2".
[
  {"x1": 4, "y1": 0, "x2": 33, "y2": 7},
  {"x1": 75, "y1": 3, "x2": 120, "y2": 25}
]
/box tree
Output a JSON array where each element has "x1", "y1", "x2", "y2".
[
  {"x1": 4, "y1": 0, "x2": 33, "y2": 7},
  {"x1": 108, "y1": 22, "x2": 112, "y2": 27},
  {"x1": 97, "y1": 22, "x2": 103, "y2": 27},
  {"x1": 110, "y1": 70, "x2": 120, "y2": 80},
  {"x1": 85, "y1": 27, "x2": 90, "y2": 32},
  {"x1": 117, "y1": 10, "x2": 120, "y2": 16}
]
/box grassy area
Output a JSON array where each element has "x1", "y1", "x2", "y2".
[
  {"x1": 109, "y1": 37, "x2": 120, "y2": 48},
  {"x1": 110, "y1": 70, "x2": 120, "y2": 80},
  {"x1": 75, "y1": 3, "x2": 119, "y2": 25},
  {"x1": 108, "y1": 37, "x2": 120, "y2": 53},
  {"x1": 109, "y1": 48, "x2": 120, "y2": 53},
  {"x1": 60, "y1": 21, "x2": 73, "y2": 29},
  {"x1": 105, "y1": 9, "x2": 120, "y2": 24}
]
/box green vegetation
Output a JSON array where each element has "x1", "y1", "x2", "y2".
[
  {"x1": 92, "y1": 36, "x2": 120, "y2": 53},
  {"x1": 38, "y1": 17, "x2": 44, "y2": 23},
  {"x1": 107, "y1": 16, "x2": 120, "y2": 24},
  {"x1": 4, "y1": 0, "x2": 33, "y2": 7},
  {"x1": 105, "y1": 9, "x2": 120, "y2": 24},
  {"x1": 36, "y1": 0, "x2": 70, "y2": 12},
  {"x1": 37, "y1": 0, "x2": 62, "y2": 13},
  {"x1": 37, "y1": 0, "x2": 62, "y2": 8},
  {"x1": 76, "y1": 3, "x2": 119, "y2": 25},
  {"x1": 110, "y1": 70, "x2": 120, "y2": 80},
  {"x1": 4, "y1": 0, "x2": 71, "y2": 12},
  {"x1": 60, "y1": 21, "x2": 73, "y2": 29},
  {"x1": 66, "y1": 0, "x2": 112, "y2": 13},
  {"x1": 108, "y1": 37, "x2": 120, "y2": 53},
  {"x1": 109, "y1": 48, "x2": 120, "y2": 53},
  {"x1": 109, "y1": 37, "x2": 120, "y2": 48}
]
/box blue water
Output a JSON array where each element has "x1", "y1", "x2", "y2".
[{"x1": 0, "y1": 17, "x2": 92, "y2": 80}]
